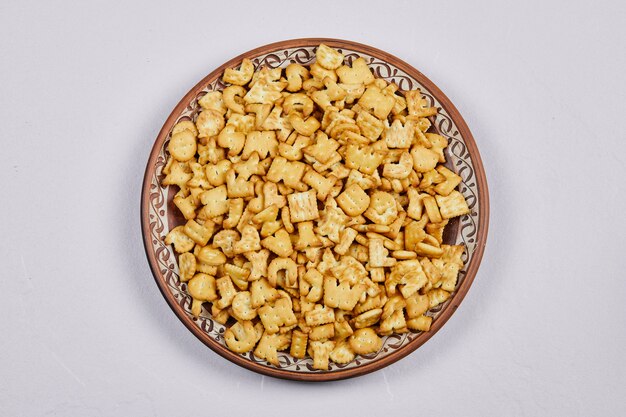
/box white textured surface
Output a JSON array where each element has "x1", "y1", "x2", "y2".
[{"x1": 1, "y1": 0, "x2": 624, "y2": 415}]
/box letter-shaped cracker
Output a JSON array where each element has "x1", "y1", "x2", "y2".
[
  {"x1": 386, "y1": 259, "x2": 428, "y2": 298},
  {"x1": 196, "y1": 109, "x2": 225, "y2": 138},
  {"x1": 178, "y1": 252, "x2": 197, "y2": 282},
  {"x1": 336, "y1": 58, "x2": 374, "y2": 85},
  {"x1": 268, "y1": 257, "x2": 298, "y2": 289},
  {"x1": 309, "y1": 62, "x2": 337, "y2": 82},
  {"x1": 233, "y1": 152, "x2": 266, "y2": 180},
  {"x1": 224, "y1": 320, "x2": 263, "y2": 353},
  {"x1": 383, "y1": 152, "x2": 413, "y2": 179},
  {"x1": 435, "y1": 191, "x2": 470, "y2": 219},
  {"x1": 303, "y1": 131, "x2": 340, "y2": 164},
  {"x1": 278, "y1": 134, "x2": 312, "y2": 161},
  {"x1": 434, "y1": 166, "x2": 462, "y2": 196},
  {"x1": 411, "y1": 146, "x2": 439, "y2": 173},
  {"x1": 383, "y1": 119, "x2": 414, "y2": 149},
  {"x1": 199, "y1": 185, "x2": 229, "y2": 218},
  {"x1": 336, "y1": 184, "x2": 370, "y2": 216},
  {"x1": 406, "y1": 315, "x2": 433, "y2": 332},
  {"x1": 405, "y1": 89, "x2": 438, "y2": 118},
  {"x1": 266, "y1": 156, "x2": 307, "y2": 191},
  {"x1": 188, "y1": 273, "x2": 218, "y2": 317},
  {"x1": 301, "y1": 268, "x2": 324, "y2": 303},
  {"x1": 425, "y1": 133, "x2": 448, "y2": 162},
  {"x1": 290, "y1": 329, "x2": 309, "y2": 359},
  {"x1": 222, "y1": 58, "x2": 254, "y2": 86},
  {"x1": 316, "y1": 44, "x2": 344, "y2": 70},
  {"x1": 354, "y1": 309, "x2": 382, "y2": 329},
  {"x1": 162, "y1": 160, "x2": 193, "y2": 188},
  {"x1": 288, "y1": 113, "x2": 321, "y2": 137},
  {"x1": 212, "y1": 229, "x2": 240, "y2": 258},
  {"x1": 379, "y1": 309, "x2": 408, "y2": 335},
  {"x1": 304, "y1": 304, "x2": 335, "y2": 327},
  {"x1": 427, "y1": 288, "x2": 451, "y2": 309},
  {"x1": 287, "y1": 190, "x2": 319, "y2": 223},
  {"x1": 323, "y1": 277, "x2": 367, "y2": 311},
  {"x1": 205, "y1": 160, "x2": 232, "y2": 187},
  {"x1": 198, "y1": 137, "x2": 225, "y2": 165},
  {"x1": 344, "y1": 144, "x2": 385, "y2": 175},
  {"x1": 196, "y1": 247, "x2": 226, "y2": 266},
  {"x1": 215, "y1": 276, "x2": 238, "y2": 310},
  {"x1": 244, "y1": 69, "x2": 287, "y2": 105},
  {"x1": 405, "y1": 293, "x2": 430, "y2": 319},
  {"x1": 187, "y1": 162, "x2": 211, "y2": 190},
  {"x1": 308, "y1": 323, "x2": 334, "y2": 341},
  {"x1": 242, "y1": 131, "x2": 278, "y2": 160},
  {"x1": 254, "y1": 331, "x2": 292, "y2": 366},
  {"x1": 315, "y1": 197, "x2": 349, "y2": 243},
  {"x1": 250, "y1": 278, "x2": 280, "y2": 308},
  {"x1": 223, "y1": 198, "x2": 244, "y2": 229},
  {"x1": 364, "y1": 191, "x2": 398, "y2": 225},
  {"x1": 243, "y1": 249, "x2": 270, "y2": 281},
  {"x1": 223, "y1": 85, "x2": 246, "y2": 114},
  {"x1": 309, "y1": 341, "x2": 335, "y2": 370},
  {"x1": 262, "y1": 182, "x2": 287, "y2": 209},
  {"x1": 261, "y1": 228, "x2": 294, "y2": 258},
  {"x1": 231, "y1": 291, "x2": 257, "y2": 321},
  {"x1": 165, "y1": 226, "x2": 195, "y2": 253},
  {"x1": 294, "y1": 221, "x2": 322, "y2": 251},
  {"x1": 358, "y1": 86, "x2": 395, "y2": 120},
  {"x1": 355, "y1": 110, "x2": 384, "y2": 141},
  {"x1": 437, "y1": 244, "x2": 464, "y2": 291},
  {"x1": 329, "y1": 255, "x2": 368, "y2": 286},
  {"x1": 258, "y1": 297, "x2": 297, "y2": 334},
  {"x1": 368, "y1": 239, "x2": 396, "y2": 268},
  {"x1": 329, "y1": 340, "x2": 355, "y2": 364},
  {"x1": 333, "y1": 227, "x2": 358, "y2": 255},
  {"x1": 302, "y1": 170, "x2": 336, "y2": 201},
  {"x1": 232, "y1": 225, "x2": 261, "y2": 254},
  {"x1": 224, "y1": 263, "x2": 250, "y2": 290},
  {"x1": 285, "y1": 63, "x2": 310, "y2": 92},
  {"x1": 349, "y1": 328, "x2": 382, "y2": 355},
  {"x1": 198, "y1": 92, "x2": 226, "y2": 115}
]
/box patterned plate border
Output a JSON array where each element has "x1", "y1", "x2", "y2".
[{"x1": 141, "y1": 38, "x2": 489, "y2": 381}]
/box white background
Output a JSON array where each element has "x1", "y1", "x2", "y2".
[{"x1": 1, "y1": 1, "x2": 625, "y2": 416}]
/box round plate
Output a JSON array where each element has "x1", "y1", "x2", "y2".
[{"x1": 141, "y1": 38, "x2": 489, "y2": 381}]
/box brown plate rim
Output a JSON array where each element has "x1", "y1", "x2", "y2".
[{"x1": 140, "y1": 38, "x2": 490, "y2": 382}]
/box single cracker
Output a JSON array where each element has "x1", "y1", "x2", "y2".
[
  {"x1": 287, "y1": 190, "x2": 319, "y2": 223},
  {"x1": 336, "y1": 183, "x2": 370, "y2": 216}
]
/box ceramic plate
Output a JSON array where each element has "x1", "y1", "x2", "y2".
[{"x1": 141, "y1": 38, "x2": 489, "y2": 381}]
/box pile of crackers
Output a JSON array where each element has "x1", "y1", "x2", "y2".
[{"x1": 162, "y1": 44, "x2": 470, "y2": 369}]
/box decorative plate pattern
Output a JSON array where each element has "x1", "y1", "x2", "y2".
[{"x1": 141, "y1": 39, "x2": 488, "y2": 381}]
